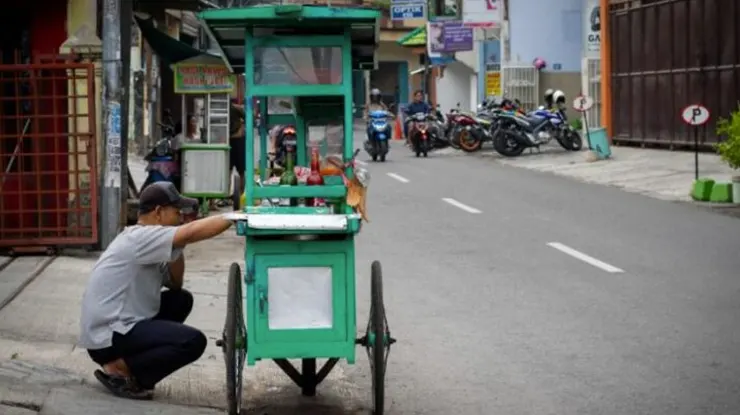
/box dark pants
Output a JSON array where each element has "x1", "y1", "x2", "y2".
[{"x1": 87, "y1": 289, "x2": 206, "y2": 389}]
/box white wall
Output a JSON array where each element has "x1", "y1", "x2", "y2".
[
  {"x1": 437, "y1": 62, "x2": 474, "y2": 113},
  {"x1": 455, "y1": 39, "x2": 479, "y2": 74}
]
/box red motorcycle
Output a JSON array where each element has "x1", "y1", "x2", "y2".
[
  {"x1": 408, "y1": 112, "x2": 431, "y2": 157},
  {"x1": 447, "y1": 111, "x2": 491, "y2": 152}
]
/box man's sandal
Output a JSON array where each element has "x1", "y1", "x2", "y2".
[{"x1": 93, "y1": 369, "x2": 153, "y2": 400}]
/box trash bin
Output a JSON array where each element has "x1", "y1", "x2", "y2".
[{"x1": 587, "y1": 127, "x2": 612, "y2": 159}]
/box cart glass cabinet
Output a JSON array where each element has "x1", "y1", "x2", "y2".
[{"x1": 198, "y1": 5, "x2": 395, "y2": 415}]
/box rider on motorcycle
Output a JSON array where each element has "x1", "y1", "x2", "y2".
[
  {"x1": 365, "y1": 88, "x2": 391, "y2": 138},
  {"x1": 404, "y1": 90, "x2": 432, "y2": 145}
]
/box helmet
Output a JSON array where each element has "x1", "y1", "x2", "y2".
[
  {"x1": 553, "y1": 90, "x2": 566, "y2": 105},
  {"x1": 370, "y1": 88, "x2": 381, "y2": 97},
  {"x1": 544, "y1": 89, "x2": 554, "y2": 104}
]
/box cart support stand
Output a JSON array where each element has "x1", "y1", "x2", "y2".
[{"x1": 273, "y1": 358, "x2": 340, "y2": 396}]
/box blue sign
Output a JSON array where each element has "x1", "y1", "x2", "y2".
[{"x1": 391, "y1": 3, "x2": 425, "y2": 21}]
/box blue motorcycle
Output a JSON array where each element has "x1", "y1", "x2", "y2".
[
  {"x1": 142, "y1": 120, "x2": 181, "y2": 190},
  {"x1": 364, "y1": 109, "x2": 391, "y2": 162},
  {"x1": 493, "y1": 107, "x2": 582, "y2": 157}
]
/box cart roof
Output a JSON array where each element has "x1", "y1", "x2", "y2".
[{"x1": 198, "y1": 5, "x2": 380, "y2": 74}]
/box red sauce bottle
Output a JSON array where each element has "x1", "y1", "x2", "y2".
[{"x1": 306, "y1": 147, "x2": 324, "y2": 206}]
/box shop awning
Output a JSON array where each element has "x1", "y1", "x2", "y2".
[
  {"x1": 133, "y1": 0, "x2": 220, "y2": 11},
  {"x1": 134, "y1": 15, "x2": 203, "y2": 65},
  {"x1": 397, "y1": 26, "x2": 425, "y2": 47}
]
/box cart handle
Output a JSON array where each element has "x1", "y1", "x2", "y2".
[{"x1": 221, "y1": 212, "x2": 361, "y2": 222}]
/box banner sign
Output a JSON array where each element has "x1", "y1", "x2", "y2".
[
  {"x1": 174, "y1": 63, "x2": 234, "y2": 94},
  {"x1": 462, "y1": 0, "x2": 503, "y2": 28},
  {"x1": 429, "y1": 21, "x2": 474, "y2": 54},
  {"x1": 584, "y1": 0, "x2": 601, "y2": 58}
]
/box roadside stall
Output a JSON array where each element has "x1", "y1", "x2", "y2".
[
  {"x1": 172, "y1": 54, "x2": 237, "y2": 215},
  {"x1": 199, "y1": 5, "x2": 396, "y2": 415}
]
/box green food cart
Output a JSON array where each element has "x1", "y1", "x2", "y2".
[
  {"x1": 198, "y1": 5, "x2": 396, "y2": 414},
  {"x1": 172, "y1": 54, "x2": 236, "y2": 215}
]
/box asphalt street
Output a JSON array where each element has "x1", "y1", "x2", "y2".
[{"x1": 342, "y1": 140, "x2": 740, "y2": 415}]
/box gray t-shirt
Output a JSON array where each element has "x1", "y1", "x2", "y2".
[{"x1": 78, "y1": 225, "x2": 182, "y2": 350}]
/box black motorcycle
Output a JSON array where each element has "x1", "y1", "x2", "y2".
[{"x1": 492, "y1": 107, "x2": 581, "y2": 157}]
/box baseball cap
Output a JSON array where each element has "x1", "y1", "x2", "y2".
[{"x1": 138, "y1": 182, "x2": 198, "y2": 214}]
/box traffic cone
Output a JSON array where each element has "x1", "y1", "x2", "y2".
[{"x1": 393, "y1": 117, "x2": 403, "y2": 140}]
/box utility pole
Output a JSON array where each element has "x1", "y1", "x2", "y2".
[{"x1": 101, "y1": 0, "x2": 124, "y2": 249}]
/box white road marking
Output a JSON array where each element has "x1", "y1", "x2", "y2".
[
  {"x1": 355, "y1": 160, "x2": 368, "y2": 166},
  {"x1": 546, "y1": 242, "x2": 625, "y2": 273},
  {"x1": 441, "y1": 198, "x2": 482, "y2": 214},
  {"x1": 386, "y1": 173, "x2": 409, "y2": 183}
]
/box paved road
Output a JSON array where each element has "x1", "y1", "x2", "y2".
[{"x1": 342, "y1": 140, "x2": 740, "y2": 415}]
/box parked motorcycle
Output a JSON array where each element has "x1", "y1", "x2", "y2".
[
  {"x1": 493, "y1": 106, "x2": 581, "y2": 157},
  {"x1": 142, "y1": 117, "x2": 180, "y2": 190},
  {"x1": 551, "y1": 108, "x2": 583, "y2": 152},
  {"x1": 408, "y1": 112, "x2": 431, "y2": 157},
  {"x1": 427, "y1": 107, "x2": 449, "y2": 149},
  {"x1": 455, "y1": 109, "x2": 495, "y2": 153},
  {"x1": 364, "y1": 109, "x2": 391, "y2": 162}
]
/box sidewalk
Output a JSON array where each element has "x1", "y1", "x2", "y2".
[
  {"x1": 0, "y1": 233, "x2": 370, "y2": 414},
  {"x1": 481, "y1": 146, "x2": 736, "y2": 202}
]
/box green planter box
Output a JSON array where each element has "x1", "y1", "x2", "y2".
[{"x1": 691, "y1": 178, "x2": 715, "y2": 201}]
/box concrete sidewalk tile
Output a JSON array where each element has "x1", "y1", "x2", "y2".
[
  {"x1": 39, "y1": 387, "x2": 223, "y2": 415},
  {"x1": 490, "y1": 146, "x2": 736, "y2": 202},
  {"x1": 0, "y1": 256, "x2": 12, "y2": 269},
  {"x1": 0, "y1": 257, "x2": 54, "y2": 313},
  {"x1": 0, "y1": 257, "x2": 91, "y2": 346},
  {"x1": 0, "y1": 406, "x2": 40, "y2": 415}
]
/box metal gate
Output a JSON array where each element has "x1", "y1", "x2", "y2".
[
  {"x1": 610, "y1": 0, "x2": 740, "y2": 148},
  {"x1": 0, "y1": 62, "x2": 98, "y2": 248},
  {"x1": 501, "y1": 62, "x2": 539, "y2": 110},
  {"x1": 581, "y1": 57, "x2": 602, "y2": 129}
]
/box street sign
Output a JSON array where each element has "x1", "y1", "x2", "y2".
[
  {"x1": 391, "y1": 2, "x2": 425, "y2": 21},
  {"x1": 681, "y1": 104, "x2": 710, "y2": 126},
  {"x1": 572, "y1": 94, "x2": 594, "y2": 112},
  {"x1": 681, "y1": 104, "x2": 711, "y2": 180},
  {"x1": 572, "y1": 94, "x2": 594, "y2": 150}
]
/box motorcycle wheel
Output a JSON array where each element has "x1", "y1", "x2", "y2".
[
  {"x1": 423, "y1": 151, "x2": 428, "y2": 157},
  {"x1": 379, "y1": 140, "x2": 389, "y2": 156},
  {"x1": 448, "y1": 126, "x2": 463, "y2": 150},
  {"x1": 568, "y1": 131, "x2": 583, "y2": 151},
  {"x1": 415, "y1": 152, "x2": 420, "y2": 158},
  {"x1": 493, "y1": 130, "x2": 525, "y2": 157},
  {"x1": 458, "y1": 128, "x2": 483, "y2": 153}
]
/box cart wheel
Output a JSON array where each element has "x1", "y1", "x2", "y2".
[
  {"x1": 222, "y1": 263, "x2": 246, "y2": 415},
  {"x1": 365, "y1": 260, "x2": 394, "y2": 415}
]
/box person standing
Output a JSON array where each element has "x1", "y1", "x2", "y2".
[{"x1": 229, "y1": 99, "x2": 246, "y2": 203}]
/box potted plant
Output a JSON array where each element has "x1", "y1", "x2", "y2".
[{"x1": 715, "y1": 104, "x2": 740, "y2": 203}]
